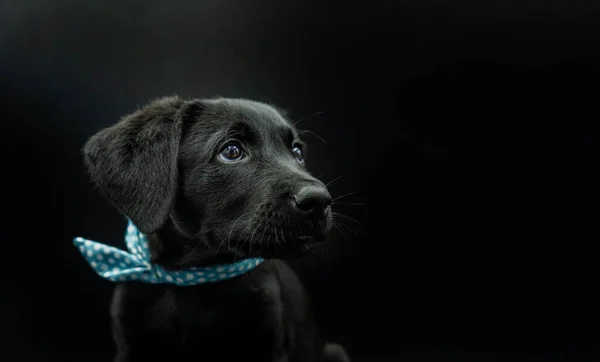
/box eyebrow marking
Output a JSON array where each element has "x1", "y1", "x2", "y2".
[{"x1": 222, "y1": 121, "x2": 255, "y2": 140}]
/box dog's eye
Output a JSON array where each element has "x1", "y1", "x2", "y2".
[
  {"x1": 292, "y1": 144, "x2": 304, "y2": 164},
  {"x1": 219, "y1": 141, "x2": 245, "y2": 162}
]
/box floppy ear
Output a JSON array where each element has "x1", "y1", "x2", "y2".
[{"x1": 82, "y1": 96, "x2": 203, "y2": 234}]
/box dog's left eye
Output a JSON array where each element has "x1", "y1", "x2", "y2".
[
  {"x1": 292, "y1": 144, "x2": 304, "y2": 164},
  {"x1": 219, "y1": 141, "x2": 245, "y2": 162}
]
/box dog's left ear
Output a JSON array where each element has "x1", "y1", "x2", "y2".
[{"x1": 82, "y1": 96, "x2": 204, "y2": 234}]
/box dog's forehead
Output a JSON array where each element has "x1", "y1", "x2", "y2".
[{"x1": 208, "y1": 98, "x2": 293, "y2": 132}]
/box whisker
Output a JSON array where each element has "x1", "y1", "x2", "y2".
[
  {"x1": 333, "y1": 222, "x2": 351, "y2": 244},
  {"x1": 333, "y1": 223, "x2": 350, "y2": 247},
  {"x1": 333, "y1": 221, "x2": 355, "y2": 253},
  {"x1": 250, "y1": 224, "x2": 261, "y2": 247},
  {"x1": 325, "y1": 175, "x2": 343, "y2": 187},
  {"x1": 335, "y1": 218, "x2": 360, "y2": 236},
  {"x1": 293, "y1": 110, "x2": 324, "y2": 126},
  {"x1": 227, "y1": 214, "x2": 245, "y2": 251},
  {"x1": 264, "y1": 226, "x2": 269, "y2": 251},
  {"x1": 332, "y1": 213, "x2": 363, "y2": 241},
  {"x1": 280, "y1": 229, "x2": 287, "y2": 245},
  {"x1": 248, "y1": 231, "x2": 255, "y2": 259},
  {"x1": 297, "y1": 129, "x2": 328, "y2": 145},
  {"x1": 259, "y1": 225, "x2": 269, "y2": 248},
  {"x1": 332, "y1": 191, "x2": 356, "y2": 203},
  {"x1": 274, "y1": 227, "x2": 280, "y2": 246},
  {"x1": 239, "y1": 224, "x2": 261, "y2": 259},
  {"x1": 180, "y1": 221, "x2": 219, "y2": 264},
  {"x1": 228, "y1": 214, "x2": 250, "y2": 262},
  {"x1": 258, "y1": 229, "x2": 263, "y2": 256},
  {"x1": 233, "y1": 238, "x2": 241, "y2": 262},
  {"x1": 211, "y1": 235, "x2": 227, "y2": 261},
  {"x1": 332, "y1": 202, "x2": 365, "y2": 206},
  {"x1": 179, "y1": 236, "x2": 203, "y2": 264},
  {"x1": 332, "y1": 211, "x2": 363, "y2": 226}
]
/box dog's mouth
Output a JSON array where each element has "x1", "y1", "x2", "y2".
[
  {"x1": 230, "y1": 230, "x2": 325, "y2": 259},
  {"x1": 202, "y1": 205, "x2": 333, "y2": 261}
]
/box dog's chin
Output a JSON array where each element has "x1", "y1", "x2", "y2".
[
  {"x1": 293, "y1": 235, "x2": 319, "y2": 252},
  {"x1": 234, "y1": 232, "x2": 327, "y2": 260}
]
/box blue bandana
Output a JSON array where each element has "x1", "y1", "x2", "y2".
[{"x1": 73, "y1": 220, "x2": 264, "y2": 286}]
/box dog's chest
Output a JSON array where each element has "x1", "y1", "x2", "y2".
[
  {"x1": 113, "y1": 262, "x2": 320, "y2": 361},
  {"x1": 175, "y1": 270, "x2": 299, "y2": 359},
  {"x1": 178, "y1": 278, "x2": 287, "y2": 352}
]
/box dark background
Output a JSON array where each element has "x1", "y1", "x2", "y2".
[{"x1": 1, "y1": 0, "x2": 598, "y2": 361}]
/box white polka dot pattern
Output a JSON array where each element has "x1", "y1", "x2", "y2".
[{"x1": 73, "y1": 220, "x2": 264, "y2": 286}]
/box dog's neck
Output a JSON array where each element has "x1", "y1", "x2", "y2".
[{"x1": 148, "y1": 218, "x2": 242, "y2": 270}]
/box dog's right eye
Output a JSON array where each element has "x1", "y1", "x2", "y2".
[{"x1": 218, "y1": 141, "x2": 245, "y2": 162}]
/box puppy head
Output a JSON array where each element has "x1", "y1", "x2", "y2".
[{"x1": 83, "y1": 96, "x2": 332, "y2": 265}]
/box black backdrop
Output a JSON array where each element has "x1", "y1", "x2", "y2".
[{"x1": 1, "y1": 1, "x2": 599, "y2": 361}]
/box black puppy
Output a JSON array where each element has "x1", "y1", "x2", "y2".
[{"x1": 82, "y1": 96, "x2": 350, "y2": 362}]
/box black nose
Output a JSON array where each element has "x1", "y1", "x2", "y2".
[{"x1": 293, "y1": 185, "x2": 332, "y2": 215}]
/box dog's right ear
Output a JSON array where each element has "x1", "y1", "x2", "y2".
[{"x1": 82, "y1": 96, "x2": 204, "y2": 234}]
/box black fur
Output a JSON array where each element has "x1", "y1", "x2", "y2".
[{"x1": 83, "y1": 97, "x2": 350, "y2": 362}]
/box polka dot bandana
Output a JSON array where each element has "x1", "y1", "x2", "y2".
[{"x1": 73, "y1": 220, "x2": 264, "y2": 286}]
